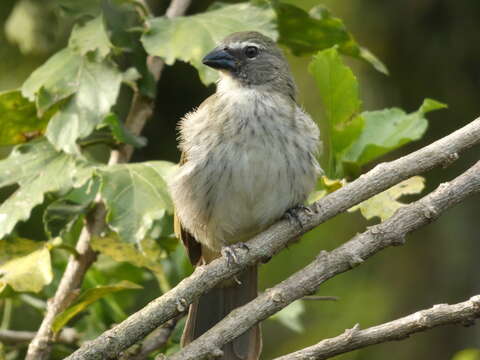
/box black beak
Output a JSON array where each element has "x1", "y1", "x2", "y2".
[{"x1": 202, "y1": 48, "x2": 237, "y2": 71}]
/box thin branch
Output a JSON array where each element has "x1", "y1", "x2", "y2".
[
  {"x1": 302, "y1": 296, "x2": 339, "y2": 301},
  {"x1": 274, "y1": 295, "x2": 480, "y2": 360},
  {"x1": 25, "y1": 207, "x2": 103, "y2": 360},
  {"x1": 169, "y1": 161, "x2": 480, "y2": 360},
  {"x1": 25, "y1": 1, "x2": 192, "y2": 359},
  {"x1": 65, "y1": 119, "x2": 480, "y2": 360},
  {"x1": 119, "y1": 316, "x2": 182, "y2": 360},
  {"x1": 0, "y1": 328, "x2": 78, "y2": 345},
  {"x1": 165, "y1": 0, "x2": 191, "y2": 17}
]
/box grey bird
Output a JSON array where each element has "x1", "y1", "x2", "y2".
[{"x1": 169, "y1": 31, "x2": 322, "y2": 359}]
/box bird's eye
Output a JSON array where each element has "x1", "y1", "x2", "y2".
[{"x1": 244, "y1": 46, "x2": 259, "y2": 58}]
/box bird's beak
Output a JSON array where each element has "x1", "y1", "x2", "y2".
[{"x1": 202, "y1": 48, "x2": 237, "y2": 72}]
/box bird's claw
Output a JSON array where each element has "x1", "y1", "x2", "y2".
[
  {"x1": 284, "y1": 205, "x2": 311, "y2": 229},
  {"x1": 221, "y1": 243, "x2": 249, "y2": 265}
]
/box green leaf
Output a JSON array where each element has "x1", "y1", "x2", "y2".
[
  {"x1": 98, "y1": 161, "x2": 176, "y2": 244},
  {"x1": 452, "y1": 349, "x2": 480, "y2": 360},
  {"x1": 141, "y1": 2, "x2": 277, "y2": 84},
  {"x1": 0, "y1": 139, "x2": 93, "y2": 239},
  {"x1": 68, "y1": 15, "x2": 113, "y2": 59},
  {"x1": 91, "y1": 234, "x2": 170, "y2": 290},
  {"x1": 0, "y1": 238, "x2": 52, "y2": 293},
  {"x1": 309, "y1": 47, "x2": 364, "y2": 177},
  {"x1": 5, "y1": 0, "x2": 67, "y2": 55},
  {"x1": 275, "y1": 3, "x2": 387, "y2": 74},
  {"x1": 22, "y1": 48, "x2": 83, "y2": 113},
  {"x1": 270, "y1": 300, "x2": 305, "y2": 333},
  {"x1": 55, "y1": 0, "x2": 102, "y2": 17},
  {"x1": 52, "y1": 280, "x2": 142, "y2": 333},
  {"x1": 43, "y1": 179, "x2": 99, "y2": 238},
  {"x1": 0, "y1": 90, "x2": 49, "y2": 146},
  {"x1": 22, "y1": 48, "x2": 122, "y2": 153},
  {"x1": 342, "y1": 99, "x2": 447, "y2": 170},
  {"x1": 349, "y1": 176, "x2": 425, "y2": 221},
  {"x1": 102, "y1": 113, "x2": 147, "y2": 148}
]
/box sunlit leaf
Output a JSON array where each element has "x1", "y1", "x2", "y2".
[
  {"x1": 343, "y1": 99, "x2": 447, "y2": 169},
  {"x1": 270, "y1": 300, "x2": 305, "y2": 333},
  {"x1": 22, "y1": 48, "x2": 122, "y2": 153},
  {"x1": 309, "y1": 47, "x2": 364, "y2": 177},
  {"x1": 451, "y1": 349, "x2": 480, "y2": 360},
  {"x1": 91, "y1": 234, "x2": 167, "y2": 282},
  {"x1": 98, "y1": 161, "x2": 176, "y2": 244},
  {"x1": 0, "y1": 139, "x2": 93, "y2": 239},
  {"x1": 0, "y1": 90, "x2": 49, "y2": 146},
  {"x1": 5, "y1": 0, "x2": 67, "y2": 55},
  {"x1": 141, "y1": 2, "x2": 277, "y2": 84},
  {"x1": 52, "y1": 280, "x2": 142, "y2": 333},
  {"x1": 0, "y1": 238, "x2": 52, "y2": 293},
  {"x1": 349, "y1": 176, "x2": 425, "y2": 221},
  {"x1": 275, "y1": 3, "x2": 387, "y2": 74},
  {"x1": 68, "y1": 15, "x2": 113, "y2": 59},
  {"x1": 307, "y1": 176, "x2": 346, "y2": 204}
]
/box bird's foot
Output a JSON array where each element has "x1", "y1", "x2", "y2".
[
  {"x1": 221, "y1": 243, "x2": 249, "y2": 265},
  {"x1": 284, "y1": 205, "x2": 313, "y2": 229}
]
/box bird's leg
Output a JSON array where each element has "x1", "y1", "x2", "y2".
[
  {"x1": 221, "y1": 242, "x2": 249, "y2": 265},
  {"x1": 284, "y1": 204, "x2": 314, "y2": 229}
]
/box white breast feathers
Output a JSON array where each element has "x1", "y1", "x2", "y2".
[{"x1": 169, "y1": 79, "x2": 321, "y2": 252}]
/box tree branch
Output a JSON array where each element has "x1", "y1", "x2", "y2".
[
  {"x1": 65, "y1": 118, "x2": 480, "y2": 360},
  {"x1": 169, "y1": 160, "x2": 480, "y2": 359},
  {"x1": 273, "y1": 295, "x2": 480, "y2": 360},
  {"x1": 118, "y1": 316, "x2": 182, "y2": 360},
  {"x1": 25, "y1": 1, "x2": 192, "y2": 359},
  {"x1": 0, "y1": 328, "x2": 77, "y2": 345}
]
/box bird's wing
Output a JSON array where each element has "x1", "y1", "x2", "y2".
[{"x1": 174, "y1": 151, "x2": 202, "y2": 265}]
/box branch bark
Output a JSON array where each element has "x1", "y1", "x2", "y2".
[
  {"x1": 25, "y1": 1, "x2": 192, "y2": 359},
  {"x1": 273, "y1": 295, "x2": 480, "y2": 360},
  {"x1": 65, "y1": 118, "x2": 480, "y2": 360},
  {"x1": 0, "y1": 328, "x2": 77, "y2": 345},
  {"x1": 169, "y1": 160, "x2": 480, "y2": 360},
  {"x1": 118, "y1": 316, "x2": 182, "y2": 360}
]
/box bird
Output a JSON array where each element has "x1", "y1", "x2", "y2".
[{"x1": 169, "y1": 31, "x2": 322, "y2": 360}]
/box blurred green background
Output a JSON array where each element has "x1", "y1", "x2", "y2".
[{"x1": 1, "y1": 0, "x2": 479, "y2": 359}]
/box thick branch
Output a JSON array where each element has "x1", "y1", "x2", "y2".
[
  {"x1": 274, "y1": 295, "x2": 480, "y2": 360},
  {"x1": 25, "y1": 1, "x2": 192, "y2": 359},
  {"x1": 65, "y1": 119, "x2": 480, "y2": 360},
  {"x1": 170, "y1": 161, "x2": 480, "y2": 360}
]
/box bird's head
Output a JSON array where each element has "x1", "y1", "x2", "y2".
[{"x1": 202, "y1": 31, "x2": 296, "y2": 97}]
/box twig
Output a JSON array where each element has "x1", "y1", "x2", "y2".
[
  {"x1": 25, "y1": 1, "x2": 192, "y2": 359},
  {"x1": 169, "y1": 160, "x2": 480, "y2": 360},
  {"x1": 273, "y1": 296, "x2": 480, "y2": 360},
  {"x1": 302, "y1": 296, "x2": 339, "y2": 301},
  {"x1": 64, "y1": 119, "x2": 480, "y2": 360},
  {"x1": 119, "y1": 316, "x2": 182, "y2": 360},
  {"x1": 0, "y1": 328, "x2": 78, "y2": 345}
]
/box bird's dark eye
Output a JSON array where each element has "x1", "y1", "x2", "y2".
[{"x1": 244, "y1": 46, "x2": 259, "y2": 58}]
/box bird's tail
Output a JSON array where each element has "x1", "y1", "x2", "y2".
[{"x1": 181, "y1": 265, "x2": 261, "y2": 360}]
